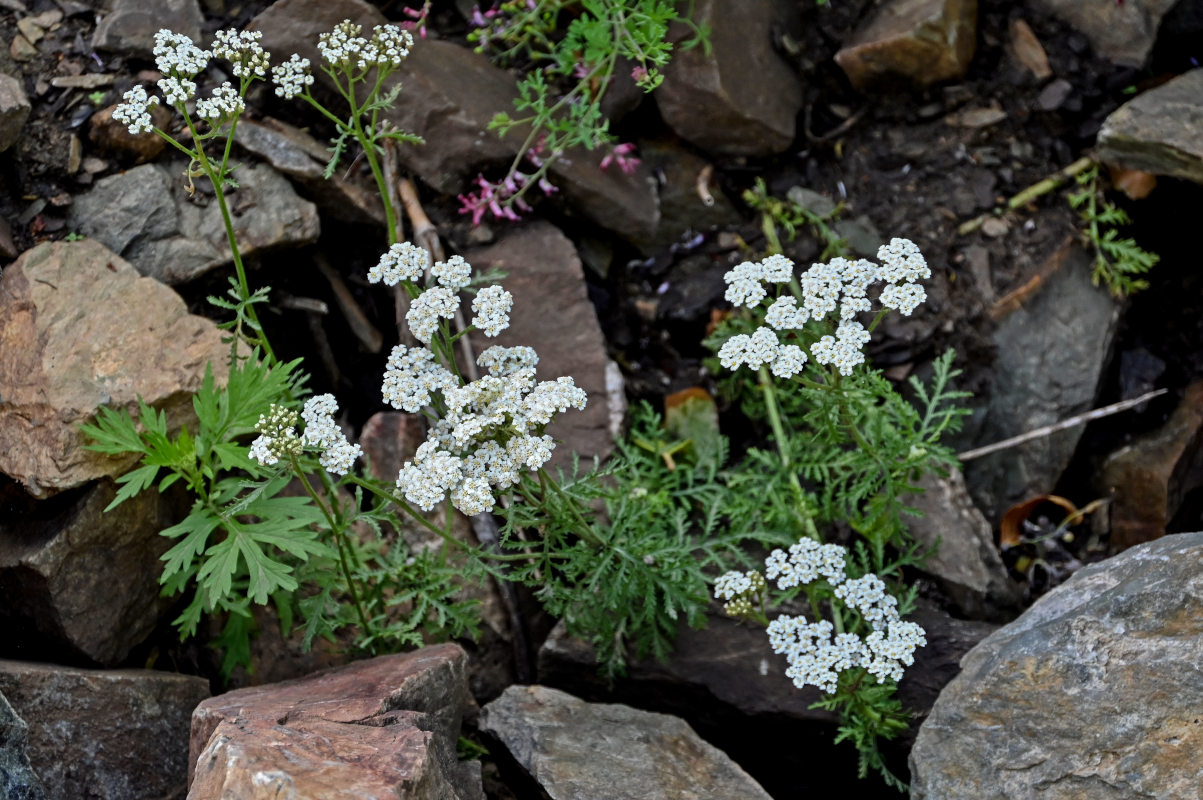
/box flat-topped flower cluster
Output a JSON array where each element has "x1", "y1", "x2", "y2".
[
  {"x1": 716, "y1": 537, "x2": 926, "y2": 694},
  {"x1": 718, "y1": 238, "x2": 931, "y2": 377}
]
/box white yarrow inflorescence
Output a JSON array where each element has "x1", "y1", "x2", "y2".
[
  {"x1": 195, "y1": 82, "x2": 245, "y2": 121},
  {"x1": 271, "y1": 53, "x2": 315, "y2": 99},
  {"x1": 212, "y1": 28, "x2": 270, "y2": 78},
  {"x1": 113, "y1": 85, "x2": 160, "y2": 134},
  {"x1": 300, "y1": 394, "x2": 361, "y2": 476},
  {"x1": 369, "y1": 241, "x2": 429, "y2": 286},
  {"x1": 152, "y1": 29, "x2": 210, "y2": 77},
  {"x1": 318, "y1": 20, "x2": 414, "y2": 71},
  {"x1": 471, "y1": 285, "x2": 513, "y2": 337},
  {"x1": 381, "y1": 345, "x2": 457, "y2": 413},
  {"x1": 249, "y1": 404, "x2": 302, "y2": 466},
  {"x1": 407, "y1": 286, "x2": 459, "y2": 344}
]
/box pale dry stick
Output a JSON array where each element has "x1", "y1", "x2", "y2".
[
  {"x1": 958, "y1": 156, "x2": 1094, "y2": 236},
  {"x1": 957, "y1": 388, "x2": 1167, "y2": 462},
  {"x1": 380, "y1": 139, "x2": 413, "y2": 344},
  {"x1": 315, "y1": 254, "x2": 384, "y2": 353},
  {"x1": 392, "y1": 159, "x2": 533, "y2": 681}
]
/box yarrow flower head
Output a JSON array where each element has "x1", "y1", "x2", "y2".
[
  {"x1": 369, "y1": 241, "x2": 428, "y2": 286},
  {"x1": 301, "y1": 394, "x2": 361, "y2": 476},
  {"x1": 318, "y1": 20, "x2": 414, "y2": 71},
  {"x1": 407, "y1": 286, "x2": 459, "y2": 344},
  {"x1": 471, "y1": 285, "x2": 513, "y2": 337},
  {"x1": 113, "y1": 85, "x2": 160, "y2": 135},
  {"x1": 714, "y1": 570, "x2": 766, "y2": 617},
  {"x1": 382, "y1": 344, "x2": 458, "y2": 413},
  {"x1": 212, "y1": 28, "x2": 270, "y2": 78},
  {"x1": 195, "y1": 82, "x2": 245, "y2": 122},
  {"x1": 249, "y1": 404, "x2": 302, "y2": 466},
  {"x1": 432, "y1": 255, "x2": 471, "y2": 290},
  {"x1": 152, "y1": 29, "x2": 210, "y2": 77},
  {"x1": 271, "y1": 54, "x2": 315, "y2": 99}
]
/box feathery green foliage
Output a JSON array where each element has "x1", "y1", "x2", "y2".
[{"x1": 1067, "y1": 163, "x2": 1160, "y2": 296}]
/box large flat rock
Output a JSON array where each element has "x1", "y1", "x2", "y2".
[{"x1": 1096, "y1": 68, "x2": 1203, "y2": 186}]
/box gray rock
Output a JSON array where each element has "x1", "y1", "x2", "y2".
[
  {"x1": 834, "y1": 0, "x2": 978, "y2": 92},
  {"x1": 546, "y1": 147, "x2": 661, "y2": 245},
  {"x1": 465, "y1": 222, "x2": 616, "y2": 467},
  {"x1": 0, "y1": 692, "x2": 46, "y2": 800},
  {"x1": 0, "y1": 240, "x2": 229, "y2": 497},
  {"x1": 962, "y1": 244, "x2": 1120, "y2": 518},
  {"x1": 189, "y1": 645, "x2": 480, "y2": 800},
  {"x1": 634, "y1": 137, "x2": 741, "y2": 252},
  {"x1": 0, "y1": 480, "x2": 175, "y2": 666},
  {"x1": 1031, "y1": 0, "x2": 1177, "y2": 67},
  {"x1": 480, "y1": 685, "x2": 772, "y2": 800},
  {"x1": 0, "y1": 73, "x2": 30, "y2": 153},
  {"x1": 910, "y1": 532, "x2": 1203, "y2": 799},
  {"x1": 655, "y1": 0, "x2": 802, "y2": 156},
  {"x1": 1096, "y1": 68, "x2": 1203, "y2": 186},
  {"x1": 68, "y1": 161, "x2": 320, "y2": 284},
  {"x1": 0, "y1": 660, "x2": 209, "y2": 800},
  {"x1": 92, "y1": 0, "x2": 203, "y2": 57},
  {"x1": 234, "y1": 116, "x2": 385, "y2": 225},
  {"x1": 905, "y1": 469, "x2": 1022, "y2": 619}
]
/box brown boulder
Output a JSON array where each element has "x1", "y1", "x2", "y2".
[{"x1": 835, "y1": 0, "x2": 978, "y2": 92}]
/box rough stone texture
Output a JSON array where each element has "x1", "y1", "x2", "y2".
[
  {"x1": 1098, "y1": 380, "x2": 1203, "y2": 551},
  {"x1": 92, "y1": 0, "x2": 203, "y2": 57},
  {"x1": 905, "y1": 469, "x2": 1021, "y2": 619},
  {"x1": 546, "y1": 148, "x2": 661, "y2": 246},
  {"x1": 0, "y1": 480, "x2": 175, "y2": 665},
  {"x1": 68, "y1": 161, "x2": 320, "y2": 284},
  {"x1": 634, "y1": 137, "x2": 741, "y2": 252},
  {"x1": 0, "y1": 691, "x2": 46, "y2": 800},
  {"x1": 910, "y1": 532, "x2": 1203, "y2": 799},
  {"x1": 1031, "y1": 0, "x2": 1177, "y2": 67},
  {"x1": 0, "y1": 240, "x2": 228, "y2": 497},
  {"x1": 189, "y1": 645, "x2": 481, "y2": 800},
  {"x1": 235, "y1": 116, "x2": 385, "y2": 225},
  {"x1": 835, "y1": 0, "x2": 977, "y2": 92},
  {"x1": 88, "y1": 103, "x2": 171, "y2": 162},
  {"x1": 962, "y1": 244, "x2": 1120, "y2": 519},
  {"x1": 0, "y1": 660, "x2": 209, "y2": 800},
  {"x1": 1096, "y1": 68, "x2": 1203, "y2": 186},
  {"x1": 465, "y1": 222, "x2": 615, "y2": 467},
  {"x1": 655, "y1": 0, "x2": 802, "y2": 157},
  {"x1": 480, "y1": 685, "x2": 773, "y2": 800},
  {"x1": 0, "y1": 72, "x2": 31, "y2": 153}
]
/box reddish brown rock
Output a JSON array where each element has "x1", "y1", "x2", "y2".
[
  {"x1": 655, "y1": 0, "x2": 802, "y2": 156},
  {"x1": 1099, "y1": 380, "x2": 1203, "y2": 551},
  {"x1": 189, "y1": 645, "x2": 481, "y2": 799},
  {"x1": 88, "y1": 103, "x2": 171, "y2": 162},
  {"x1": 0, "y1": 240, "x2": 228, "y2": 497},
  {"x1": 0, "y1": 660, "x2": 209, "y2": 800},
  {"x1": 465, "y1": 222, "x2": 615, "y2": 467},
  {"x1": 835, "y1": 0, "x2": 978, "y2": 92}
]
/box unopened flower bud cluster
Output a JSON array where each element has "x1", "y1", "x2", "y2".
[
  {"x1": 714, "y1": 570, "x2": 766, "y2": 617},
  {"x1": 372, "y1": 245, "x2": 587, "y2": 517},
  {"x1": 716, "y1": 537, "x2": 926, "y2": 694},
  {"x1": 718, "y1": 238, "x2": 931, "y2": 377},
  {"x1": 249, "y1": 405, "x2": 303, "y2": 466}
]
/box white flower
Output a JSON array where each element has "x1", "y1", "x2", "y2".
[
  {"x1": 877, "y1": 237, "x2": 929, "y2": 284},
  {"x1": 836, "y1": 320, "x2": 871, "y2": 346},
  {"x1": 396, "y1": 441, "x2": 464, "y2": 510},
  {"x1": 407, "y1": 286, "x2": 459, "y2": 343},
  {"x1": 318, "y1": 20, "x2": 413, "y2": 71},
  {"x1": 369, "y1": 241, "x2": 429, "y2": 285},
  {"x1": 760, "y1": 253, "x2": 794, "y2": 283},
  {"x1": 478, "y1": 345, "x2": 538, "y2": 376},
  {"x1": 248, "y1": 404, "x2": 302, "y2": 466},
  {"x1": 432, "y1": 254, "x2": 471, "y2": 289},
  {"x1": 300, "y1": 394, "x2": 360, "y2": 475},
  {"x1": 112, "y1": 85, "x2": 159, "y2": 134},
  {"x1": 381, "y1": 345, "x2": 457, "y2": 413},
  {"x1": 765, "y1": 296, "x2": 809, "y2": 330},
  {"x1": 271, "y1": 53, "x2": 315, "y2": 99},
  {"x1": 212, "y1": 28, "x2": 270, "y2": 78},
  {"x1": 799, "y1": 261, "x2": 842, "y2": 321},
  {"x1": 879, "y1": 282, "x2": 926, "y2": 316},
  {"x1": 770, "y1": 344, "x2": 807, "y2": 379},
  {"x1": 450, "y1": 476, "x2": 495, "y2": 516},
  {"x1": 319, "y1": 437, "x2": 362, "y2": 476},
  {"x1": 195, "y1": 82, "x2": 244, "y2": 122},
  {"x1": 471, "y1": 285, "x2": 513, "y2": 337},
  {"x1": 743, "y1": 326, "x2": 780, "y2": 370},
  {"x1": 156, "y1": 76, "x2": 196, "y2": 105},
  {"x1": 764, "y1": 537, "x2": 847, "y2": 589},
  {"x1": 506, "y1": 434, "x2": 556, "y2": 471},
  {"x1": 717, "y1": 334, "x2": 750, "y2": 371},
  {"x1": 521, "y1": 377, "x2": 587, "y2": 426},
  {"x1": 152, "y1": 29, "x2": 209, "y2": 77}
]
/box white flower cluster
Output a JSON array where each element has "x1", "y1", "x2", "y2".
[
  {"x1": 393, "y1": 350, "x2": 586, "y2": 516},
  {"x1": 718, "y1": 239, "x2": 931, "y2": 378},
  {"x1": 195, "y1": 81, "x2": 245, "y2": 122},
  {"x1": 407, "y1": 286, "x2": 459, "y2": 344},
  {"x1": 113, "y1": 85, "x2": 160, "y2": 134},
  {"x1": 471, "y1": 285, "x2": 513, "y2": 337},
  {"x1": 381, "y1": 344, "x2": 457, "y2": 413},
  {"x1": 249, "y1": 404, "x2": 302, "y2": 466},
  {"x1": 271, "y1": 54, "x2": 314, "y2": 99},
  {"x1": 301, "y1": 394, "x2": 362, "y2": 476},
  {"x1": 317, "y1": 20, "x2": 414, "y2": 71},
  {"x1": 153, "y1": 29, "x2": 210, "y2": 77},
  {"x1": 368, "y1": 241, "x2": 428, "y2": 285},
  {"x1": 713, "y1": 569, "x2": 766, "y2": 617},
  {"x1": 157, "y1": 76, "x2": 196, "y2": 105},
  {"x1": 723, "y1": 536, "x2": 926, "y2": 693},
  {"x1": 212, "y1": 28, "x2": 270, "y2": 78}
]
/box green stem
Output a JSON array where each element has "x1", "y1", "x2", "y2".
[{"x1": 757, "y1": 366, "x2": 819, "y2": 540}]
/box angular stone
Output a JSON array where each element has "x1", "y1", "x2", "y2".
[
  {"x1": 0, "y1": 691, "x2": 46, "y2": 800},
  {"x1": 1098, "y1": 380, "x2": 1203, "y2": 551},
  {"x1": 633, "y1": 137, "x2": 741, "y2": 252},
  {"x1": 92, "y1": 0, "x2": 203, "y2": 57},
  {"x1": 1096, "y1": 68, "x2": 1203, "y2": 186},
  {"x1": 910, "y1": 532, "x2": 1203, "y2": 799},
  {"x1": 480, "y1": 685, "x2": 773, "y2": 800},
  {"x1": 835, "y1": 0, "x2": 978, "y2": 92},
  {"x1": 0, "y1": 480, "x2": 175, "y2": 665},
  {"x1": 0, "y1": 72, "x2": 30, "y2": 152},
  {"x1": 465, "y1": 222, "x2": 615, "y2": 467},
  {"x1": 962, "y1": 243, "x2": 1120, "y2": 518},
  {"x1": 235, "y1": 116, "x2": 385, "y2": 225},
  {"x1": 0, "y1": 240, "x2": 228, "y2": 497},
  {"x1": 655, "y1": 0, "x2": 802, "y2": 157},
  {"x1": 0, "y1": 660, "x2": 209, "y2": 800},
  {"x1": 1031, "y1": 0, "x2": 1177, "y2": 67},
  {"x1": 905, "y1": 469, "x2": 1022, "y2": 619},
  {"x1": 546, "y1": 147, "x2": 660, "y2": 245},
  {"x1": 189, "y1": 645, "x2": 480, "y2": 800},
  {"x1": 68, "y1": 161, "x2": 320, "y2": 284}
]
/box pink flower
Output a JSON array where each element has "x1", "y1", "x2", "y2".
[{"x1": 599, "y1": 142, "x2": 640, "y2": 175}]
